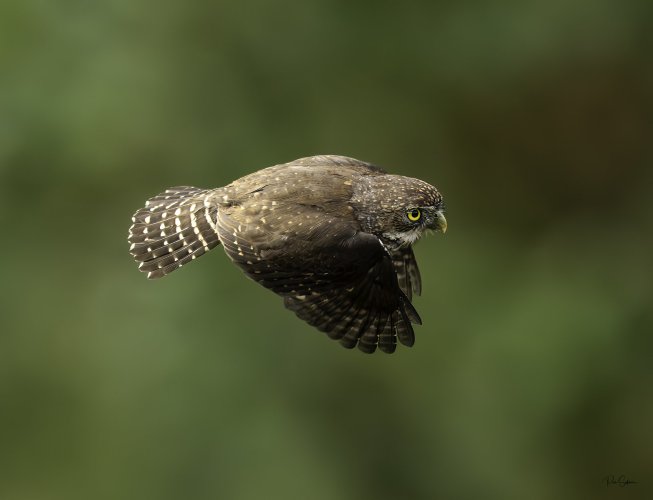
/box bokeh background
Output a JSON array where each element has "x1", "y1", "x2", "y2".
[{"x1": 1, "y1": 1, "x2": 652, "y2": 499}]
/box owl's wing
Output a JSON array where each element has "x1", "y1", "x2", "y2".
[
  {"x1": 391, "y1": 247, "x2": 422, "y2": 300},
  {"x1": 216, "y1": 212, "x2": 421, "y2": 354},
  {"x1": 281, "y1": 232, "x2": 422, "y2": 354}
]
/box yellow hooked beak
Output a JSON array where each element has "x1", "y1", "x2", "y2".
[{"x1": 436, "y1": 210, "x2": 447, "y2": 234}]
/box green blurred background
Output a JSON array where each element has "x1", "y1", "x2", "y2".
[{"x1": 1, "y1": 1, "x2": 652, "y2": 499}]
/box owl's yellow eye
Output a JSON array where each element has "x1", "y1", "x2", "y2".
[{"x1": 407, "y1": 208, "x2": 421, "y2": 222}]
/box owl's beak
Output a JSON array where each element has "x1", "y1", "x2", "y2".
[{"x1": 434, "y1": 210, "x2": 447, "y2": 234}]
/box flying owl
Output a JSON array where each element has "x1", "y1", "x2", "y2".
[{"x1": 128, "y1": 155, "x2": 446, "y2": 353}]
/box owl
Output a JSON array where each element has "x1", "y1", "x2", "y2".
[{"x1": 128, "y1": 155, "x2": 446, "y2": 353}]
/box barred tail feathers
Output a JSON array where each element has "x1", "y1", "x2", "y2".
[{"x1": 128, "y1": 186, "x2": 221, "y2": 279}]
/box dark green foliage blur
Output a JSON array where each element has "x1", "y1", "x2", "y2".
[{"x1": 1, "y1": 1, "x2": 652, "y2": 499}]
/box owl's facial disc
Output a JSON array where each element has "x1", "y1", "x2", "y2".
[
  {"x1": 382, "y1": 206, "x2": 447, "y2": 248},
  {"x1": 409, "y1": 206, "x2": 447, "y2": 234}
]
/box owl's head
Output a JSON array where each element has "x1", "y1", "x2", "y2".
[{"x1": 352, "y1": 174, "x2": 446, "y2": 249}]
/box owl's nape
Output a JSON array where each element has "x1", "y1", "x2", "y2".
[{"x1": 128, "y1": 155, "x2": 445, "y2": 353}]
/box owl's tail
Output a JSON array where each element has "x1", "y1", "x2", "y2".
[{"x1": 128, "y1": 186, "x2": 222, "y2": 279}]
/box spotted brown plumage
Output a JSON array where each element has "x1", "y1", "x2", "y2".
[{"x1": 128, "y1": 155, "x2": 446, "y2": 354}]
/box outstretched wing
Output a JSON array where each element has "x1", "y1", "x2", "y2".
[
  {"x1": 216, "y1": 210, "x2": 421, "y2": 354},
  {"x1": 283, "y1": 250, "x2": 422, "y2": 354}
]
